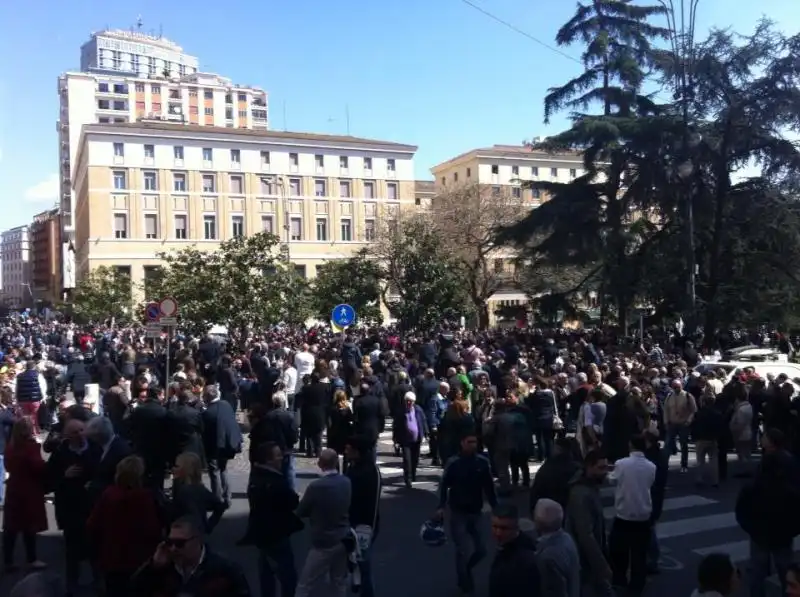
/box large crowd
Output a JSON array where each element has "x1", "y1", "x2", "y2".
[{"x1": 1, "y1": 318, "x2": 800, "y2": 597}]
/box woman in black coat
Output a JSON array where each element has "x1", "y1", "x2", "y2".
[
  {"x1": 168, "y1": 390, "x2": 206, "y2": 467},
  {"x1": 298, "y1": 373, "x2": 331, "y2": 458},
  {"x1": 327, "y1": 390, "x2": 354, "y2": 456}
]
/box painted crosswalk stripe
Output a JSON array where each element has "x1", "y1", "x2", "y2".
[
  {"x1": 656, "y1": 512, "x2": 738, "y2": 539},
  {"x1": 603, "y1": 494, "x2": 717, "y2": 520}
]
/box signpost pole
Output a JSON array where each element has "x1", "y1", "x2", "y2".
[{"x1": 165, "y1": 326, "x2": 171, "y2": 386}]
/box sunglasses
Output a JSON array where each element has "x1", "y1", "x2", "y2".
[{"x1": 164, "y1": 536, "x2": 195, "y2": 549}]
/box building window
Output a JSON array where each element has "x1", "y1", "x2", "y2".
[
  {"x1": 339, "y1": 180, "x2": 351, "y2": 198},
  {"x1": 467, "y1": 167, "x2": 471, "y2": 177},
  {"x1": 492, "y1": 186, "x2": 501, "y2": 195},
  {"x1": 231, "y1": 149, "x2": 241, "y2": 165},
  {"x1": 113, "y1": 213, "x2": 128, "y2": 239},
  {"x1": 340, "y1": 219, "x2": 352, "y2": 242},
  {"x1": 202, "y1": 174, "x2": 216, "y2": 193},
  {"x1": 238, "y1": 110, "x2": 247, "y2": 119},
  {"x1": 261, "y1": 151, "x2": 270, "y2": 167},
  {"x1": 259, "y1": 178, "x2": 272, "y2": 195},
  {"x1": 289, "y1": 178, "x2": 301, "y2": 196},
  {"x1": 230, "y1": 175, "x2": 244, "y2": 194},
  {"x1": 364, "y1": 219, "x2": 376, "y2": 241},
  {"x1": 532, "y1": 189, "x2": 541, "y2": 199},
  {"x1": 144, "y1": 214, "x2": 158, "y2": 239},
  {"x1": 512, "y1": 187, "x2": 521, "y2": 198},
  {"x1": 232, "y1": 215, "x2": 245, "y2": 237},
  {"x1": 174, "y1": 146, "x2": 184, "y2": 161},
  {"x1": 143, "y1": 171, "x2": 158, "y2": 191},
  {"x1": 339, "y1": 156, "x2": 348, "y2": 169},
  {"x1": 364, "y1": 181, "x2": 375, "y2": 199},
  {"x1": 204, "y1": 107, "x2": 214, "y2": 116},
  {"x1": 98, "y1": 82, "x2": 109, "y2": 93},
  {"x1": 531, "y1": 167, "x2": 538, "y2": 177},
  {"x1": 316, "y1": 218, "x2": 328, "y2": 241},
  {"x1": 204, "y1": 89, "x2": 213, "y2": 99},
  {"x1": 441, "y1": 177, "x2": 446, "y2": 186},
  {"x1": 135, "y1": 83, "x2": 145, "y2": 92},
  {"x1": 144, "y1": 144, "x2": 154, "y2": 159},
  {"x1": 290, "y1": 217, "x2": 302, "y2": 241},
  {"x1": 494, "y1": 258, "x2": 504, "y2": 273},
  {"x1": 174, "y1": 215, "x2": 187, "y2": 239},
  {"x1": 261, "y1": 215, "x2": 274, "y2": 234},
  {"x1": 315, "y1": 154, "x2": 324, "y2": 170},
  {"x1": 203, "y1": 215, "x2": 217, "y2": 239},
  {"x1": 387, "y1": 182, "x2": 398, "y2": 201},
  {"x1": 315, "y1": 180, "x2": 326, "y2": 196},
  {"x1": 364, "y1": 157, "x2": 373, "y2": 171},
  {"x1": 289, "y1": 153, "x2": 299, "y2": 167},
  {"x1": 173, "y1": 173, "x2": 186, "y2": 192},
  {"x1": 202, "y1": 148, "x2": 212, "y2": 163},
  {"x1": 491, "y1": 165, "x2": 499, "y2": 175},
  {"x1": 570, "y1": 168, "x2": 577, "y2": 178},
  {"x1": 237, "y1": 93, "x2": 246, "y2": 101},
  {"x1": 387, "y1": 158, "x2": 396, "y2": 172},
  {"x1": 113, "y1": 143, "x2": 124, "y2": 157},
  {"x1": 551, "y1": 168, "x2": 558, "y2": 177},
  {"x1": 113, "y1": 171, "x2": 127, "y2": 190},
  {"x1": 512, "y1": 166, "x2": 519, "y2": 176},
  {"x1": 112, "y1": 101, "x2": 126, "y2": 111}
]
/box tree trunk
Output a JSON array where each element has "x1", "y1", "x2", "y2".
[{"x1": 476, "y1": 302, "x2": 490, "y2": 330}]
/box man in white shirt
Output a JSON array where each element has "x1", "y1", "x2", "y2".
[
  {"x1": 608, "y1": 435, "x2": 656, "y2": 597},
  {"x1": 281, "y1": 359, "x2": 298, "y2": 409},
  {"x1": 294, "y1": 344, "x2": 315, "y2": 393}
]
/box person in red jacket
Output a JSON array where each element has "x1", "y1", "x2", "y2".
[
  {"x1": 87, "y1": 455, "x2": 163, "y2": 596},
  {"x1": 3, "y1": 418, "x2": 48, "y2": 572}
]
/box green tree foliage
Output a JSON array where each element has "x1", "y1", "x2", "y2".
[
  {"x1": 367, "y1": 213, "x2": 472, "y2": 331},
  {"x1": 71, "y1": 266, "x2": 133, "y2": 323},
  {"x1": 154, "y1": 232, "x2": 299, "y2": 339},
  {"x1": 498, "y1": 0, "x2": 670, "y2": 330},
  {"x1": 310, "y1": 250, "x2": 384, "y2": 325}
]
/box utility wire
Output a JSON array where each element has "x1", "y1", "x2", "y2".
[{"x1": 458, "y1": 0, "x2": 581, "y2": 64}]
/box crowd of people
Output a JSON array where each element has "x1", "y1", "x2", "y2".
[{"x1": 0, "y1": 318, "x2": 800, "y2": 597}]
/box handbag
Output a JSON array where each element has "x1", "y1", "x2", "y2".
[{"x1": 551, "y1": 392, "x2": 564, "y2": 430}]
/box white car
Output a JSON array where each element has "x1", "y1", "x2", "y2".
[{"x1": 694, "y1": 358, "x2": 800, "y2": 386}]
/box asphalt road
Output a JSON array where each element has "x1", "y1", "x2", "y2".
[{"x1": 0, "y1": 428, "x2": 790, "y2": 597}]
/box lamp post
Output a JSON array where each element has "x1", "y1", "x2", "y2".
[
  {"x1": 260, "y1": 175, "x2": 290, "y2": 263},
  {"x1": 660, "y1": 0, "x2": 702, "y2": 330}
]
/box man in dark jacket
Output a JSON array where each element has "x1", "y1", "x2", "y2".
[
  {"x1": 85, "y1": 415, "x2": 132, "y2": 503},
  {"x1": 124, "y1": 389, "x2": 174, "y2": 490},
  {"x1": 352, "y1": 386, "x2": 388, "y2": 458},
  {"x1": 65, "y1": 355, "x2": 92, "y2": 402},
  {"x1": 644, "y1": 431, "x2": 669, "y2": 575},
  {"x1": 202, "y1": 385, "x2": 243, "y2": 507},
  {"x1": 91, "y1": 352, "x2": 122, "y2": 391},
  {"x1": 488, "y1": 503, "x2": 540, "y2": 597},
  {"x1": 530, "y1": 437, "x2": 582, "y2": 512},
  {"x1": 239, "y1": 441, "x2": 302, "y2": 597},
  {"x1": 345, "y1": 435, "x2": 382, "y2": 597},
  {"x1": 340, "y1": 335, "x2": 363, "y2": 380},
  {"x1": 131, "y1": 516, "x2": 251, "y2": 596}
]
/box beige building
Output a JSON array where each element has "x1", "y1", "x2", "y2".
[
  {"x1": 72, "y1": 121, "x2": 417, "y2": 299},
  {"x1": 430, "y1": 144, "x2": 585, "y2": 325}
]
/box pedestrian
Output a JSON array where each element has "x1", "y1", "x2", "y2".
[
  {"x1": 564, "y1": 449, "x2": 611, "y2": 597},
  {"x1": 435, "y1": 430, "x2": 497, "y2": 594},
  {"x1": 692, "y1": 394, "x2": 724, "y2": 487},
  {"x1": 239, "y1": 441, "x2": 302, "y2": 597},
  {"x1": 690, "y1": 553, "x2": 739, "y2": 597},
  {"x1": 663, "y1": 379, "x2": 696, "y2": 473},
  {"x1": 170, "y1": 451, "x2": 226, "y2": 533},
  {"x1": 487, "y1": 503, "x2": 540, "y2": 597},
  {"x1": 295, "y1": 448, "x2": 352, "y2": 597},
  {"x1": 344, "y1": 435, "x2": 382, "y2": 597},
  {"x1": 393, "y1": 391, "x2": 429, "y2": 488},
  {"x1": 201, "y1": 384, "x2": 243, "y2": 508},
  {"x1": 607, "y1": 435, "x2": 656, "y2": 597},
  {"x1": 533, "y1": 498, "x2": 580, "y2": 597}
]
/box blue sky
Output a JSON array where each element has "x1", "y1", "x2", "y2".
[{"x1": 0, "y1": 0, "x2": 797, "y2": 229}]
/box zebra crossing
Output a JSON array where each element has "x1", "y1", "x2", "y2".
[{"x1": 369, "y1": 426, "x2": 791, "y2": 586}]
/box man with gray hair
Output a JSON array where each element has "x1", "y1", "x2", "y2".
[
  {"x1": 534, "y1": 498, "x2": 581, "y2": 597},
  {"x1": 86, "y1": 415, "x2": 131, "y2": 500},
  {"x1": 202, "y1": 383, "x2": 243, "y2": 507}
]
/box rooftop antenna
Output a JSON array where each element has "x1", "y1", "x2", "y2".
[
  {"x1": 158, "y1": 24, "x2": 163, "y2": 39},
  {"x1": 136, "y1": 15, "x2": 143, "y2": 31}
]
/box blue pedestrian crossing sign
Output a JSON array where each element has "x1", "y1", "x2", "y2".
[{"x1": 331, "y1": 304, "x2": 356, "y2": 328}]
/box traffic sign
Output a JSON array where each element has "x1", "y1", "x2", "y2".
[
  {"x1": 144, "y1": 302, "x2": 161, "y2": 322},
  {"x1": 159, "y1": 316, "x2": 178, "y2": 326},
  {"x1": 331, "y1": 304, "x2": 355, "y2": 328},
  {"x1": 145, "y1": 323, "x2": 162, "y2": 339},
  {"x1": 159, "y1": 297, "x2": 178, "y2": 317}
]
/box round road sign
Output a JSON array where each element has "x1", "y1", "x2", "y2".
[
  {"x1": 159, "y1": 297, "x2": 178, "y2": 317},
  {"x1": 145, "y1": 302, "x2": 161, "y2": 322}
]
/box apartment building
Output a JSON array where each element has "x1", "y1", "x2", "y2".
[
  {"x1": 30, "y1": 209, "x2": 61, "y2": 305},
  {"x1": 1, "y1": 226, "x2": 31, "y2": 307},
  {"x1": 430, "y1": 144, "x2": 585, "y2": 324},
  {"x1": 71, "y1": 121, "x2": 417, "y2": 298},
  {"x1": 58, "y1": 29, "x2": 269, "y2": 295}
]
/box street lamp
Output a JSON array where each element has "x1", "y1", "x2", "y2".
[{"x1": 260, "y1": 175, "x2": 290, "y2": 264}]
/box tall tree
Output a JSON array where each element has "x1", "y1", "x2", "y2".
[
  {"x1": 499, "y1": 0, "x2": 670, "y2": 330},
  {"x1": 367, "y1": 213, "x2": 472, "y2": 331},
  {"x1": 155, "y1": 232, "x2": 297, "y2": 340},
  {"x1": 71, "y1": 266, "x2": 133, "y2": 323},
  {"x1": 310, "y1": 250, "x2": 384, "y2": 325},
  {"x1": 431, "y1": 184, "x2": 528, "y2": 328}
]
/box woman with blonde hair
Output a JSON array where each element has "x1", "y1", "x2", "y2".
[
  {"x1": 3, "y1": 418, "x2": 47, "y2": 573},
  {"x1": 327, "y1": 389, "x2": 354, "y2": 457},
  {"x1": 170, "y1": 451, "x2": 226, "y2": 533},
  {"x1": 87, "y1": 455, "x2": 162, "y2": 596}
]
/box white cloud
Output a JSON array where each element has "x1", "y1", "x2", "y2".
[{"x1": 24, "y1": 173, "x2": 59, "y2": 203}]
